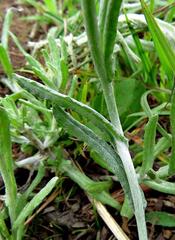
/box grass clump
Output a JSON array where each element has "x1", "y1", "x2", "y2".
[{"x1": 0, "y1": 0, "x2": 175, "y2": 239}]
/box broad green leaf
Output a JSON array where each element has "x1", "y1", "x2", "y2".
[
  {"x1": 115, "y1": 78, "x2": 145, "y2": 120},
  {"x1": 13, "y1": 177, "x2": 58, "y2": 230},
  {"x1": 53, "y1": 105, "x2": 132, "y2": 205},
  {"x1": 146, "y1": 211, "x2": 175, "y2": 227}
]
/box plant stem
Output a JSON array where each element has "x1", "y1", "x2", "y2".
[
  {"x1": 101, "y1": 81, "x2": 122, "y2": 133},
  {"x1": 81, "y1": 1, "x2": 147, "y2": 239}
]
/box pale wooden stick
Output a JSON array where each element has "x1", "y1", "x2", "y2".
[{"x1": 93, "y1": 200, "x2": 130, "y2": 240}]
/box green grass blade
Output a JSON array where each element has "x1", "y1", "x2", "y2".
[
  {"x1": 0, "y1": 107, "x2": 17, "y2": 224},
  {"x1": 1, "y1": 8, "x2": 13, "y2": 50},
  {"x1": 125, "y1": 13, "x2": 153, "y2": 83},
  {"x1": 143, "y1": 179, "x2": 175, "y2": 194},
  {"x1": 0, "y1": 216, "x2": 10, "y2": 239},
  {"x1": 141, "y1": 114, "x2": 158, "y2": 176},
  {"x1": 103, "y1": 0, "x2": 122, "y2": 80},
  {"x1": 170, "y1": 90, "x2": 175, "y2": 174},
  {"x1": 13, "y1": 74, "x2": 126, "y2": 144},
  {"x1": 81, "y1": 0, "x2": 108, "y2": 83},
  {"x1": 121, "y1": 196, "x2": 133, "y2": 219},
  {"x1": 13, "y1": 176, "x2": 58, "y2": 230},
  {"x1": 0, "y1": 44, "x2": 13, "y2": 78},
  {"x1": 81, "y1": 0, "x2": 122, "y2": 129},
  {"x1": 10, "y1": 32, "x2": 55, "y2": 88},
  {"x1": 146, "y1": 211, "x2": 175, "y2": 227},
  {"x1": 154, "y1": 136, "x2": 171, "y2": 158},
  {"x1": 24, "y1": 164, "x2": 45, "y2": 199},
  {"x1": 141, "y1": 90, "x2": 154, "y2": 117},
  {"x1": 98, "y1": 0, "x2": 108, "y2": 39},
  {"x1": 9, "y1": 32, "x2": 26, "y2": 55},
  {"x1": 140, "y1": 0, "x2": 175, "y2": 74},
  {"x1": 44, "y1": 0, "x2": 57, "y2": 14}
]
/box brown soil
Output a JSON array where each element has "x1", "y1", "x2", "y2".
[{"x1": 0, "y1": 0, "x2": 34, "y2": 72}]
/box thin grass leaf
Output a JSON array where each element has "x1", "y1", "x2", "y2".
[
  {"x1": 81, "y1": 0, "x2": 122, "y2": 132},
  {"x1": 143, "y1": 179, "x2": 175, "y2": 194},
  {"x1": 103, "y1": 0, "x2": 122, "y2": 80},
  {"x1": 10, "y1": 31, "x2": 26, "y2": 55},
  {"x1": 141, "y1": 90, "x2": 171, "y2": 141},
  {"x1": 117, "y1": 31, "x2": 141, "y2": 71},
  {"x1": 0, "y1": 107, "x2": 17, "y2": 224},
  {"x1": 140, "y1": 0, "x2": 175, "y2": 74},
  {"x1": 81, "y1": 0, "x2": 108, "y2": 84},
  {"x1": 48, "y1": 35, "x2": 60, "y2": 67},
  {"x1": 24, "y1": 164, "x2": 45, "y2": 199},
  {"x1": 81, "y1": 81, "x2": 88, "y2": 103},
  {"x1": 1, "y1": 8, "x2": 13, "y2": 50},
  {"x1": 14, "y1": 74, "x2": 126, "y2": 144},
  {"x1": 0, "y1": 216, "x2": 10, "y2": 239},
  {"x1": 60, "y1": 161, "x2": 112, "y2": 193},
  {"x1": 60, "y1": 58, "x2": 69, "y2": 91},
  {"x1": 125, "y1": 13, "x2": 153, "y2": 83},
  {"x1": 170, "y1": 90, "x2": 175, "y2": 174},
  {"x1": 10, "y1": 32, "x2": 55, "y2": 88},
  {"x1": 68, "y1": 75, "x2": 77, "y2": 97},
  {"x1": 98, "y1": 0, "x2": 108, "y2": 39},
  {"x1": 154, "y1": 136, "x2": 171, "y2": 158},
  {"x1": 28, "y1": 60, "x2": 56, "y2": 89},
  {"x1": 141, "y1": 91, "x2": 153, "y2": 117},
  {"x1": 13, "y1": 176, "x2": 58, "y2": 230},
  {"x1": 120, "y1": 196, "x2": 133, "y2": 220},
  {"x1": 0, "y1": 44, "x2": 13, "y2": 78},
  {"x1": 141, "y1": 114, "x2": 158, "y2": 176},
  {"x1": 60, "y1": 38, "x2": 69, "y2": 91},
  {"x1": 44, "y1": 0, "x2": 57, "y2": 14},
  {"x1": 31, "y1": 66, "x2": 55, "y2": 89},
  {"x1": 146, "y1": 211, "x2": 175, "y2": 227}
]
